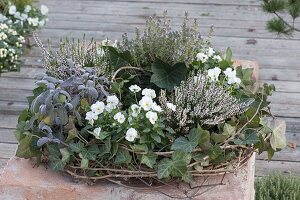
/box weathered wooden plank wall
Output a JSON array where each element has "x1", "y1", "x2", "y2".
[{"x1": 0, "y1": 0, "x2": 299, "y2": 176}]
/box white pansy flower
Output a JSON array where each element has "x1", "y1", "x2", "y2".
[
  {"x1": 24, "y1": 5, "x2": 31, "y2": 13},
  {"x1": 131, "y1": 104, "x2": 141, "y2": 117},
  {"x1": 91, "y1": 101, "x2": 105, "y2": 115},
  {"x1": 0, "y1": 14, "x2": 7, "y2": 22},
  {"x1": 9, "y1": 5, "x2": 16, "y2": 15},
  {"x1": 38, "y1": 20, "x2": 45, "y2": 27},
  {"x1": 105, "y1": 95, "x2": 119, "y2": 111},
  {"x1": 139, "y1": 96, "x2": 153, "y2": 111},
  {"x1": 102, "y1": 38, "x2": 111, "y2": 46},
  {"x1": 142, "y1": 88, "x2": 156, "y2": 99},
  {"x1": 85, "y1": 111, "x2": 98, "y2": 125},
  {"x1": 196, "y1": 52, "x2": 208, "y2": 63},
  {"x1": 207, "y1": 67, "x2": 221, "y2": 82},
  {"x1": 213, "y1": 55, "x2": 222, "y2": 62},
  {"x1": 14, "y1": 12, "x2": 21, "y2": 19},
  {"x1": 20, "y1": 13, "x2": 28, "y2": 21},
  {"x1": 206, "y1": 47, "x2": 215, "y2": 57},
  {"x1": 146, "y1": 111, "x2": 158, "y2": 125},
  {"x1": 41, "y1": 5, "x2": 49, "y2": 15},
  {"x1": 166, "y1": 103, "x2": 176, "y2": 111},
  {"x1": 224, "y1": 68, "x2": 241, "y2": 85},
  {"x1": 151, "y1": 102, "x2": 162, "y2": 112},
  {"x1": 27, "y1": 17, "x2": 39, "y2": 26},
  {"x1": 114, "y1": 112, "x2": 126, "y2": 124},
  {"x1": 93, "y1": 127, "x2": 101, "y2": 138},
  {"x1": 129, "y1": 85, "x2": 141, "y2": 93},
  {"x1": 125, "y1": 128, "x2": 138, "y2": 142}
]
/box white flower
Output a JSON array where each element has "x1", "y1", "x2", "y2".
[
  {"x1": 114, "y1": 112, "x2": 126, "y2": 124},
  {"x1": 27, "y1": 17, "x2": 39, "y2": 26},
  {"x1": 97, "y1": 48, "x2": 105, "y2": 56},
  {"x1": 131, "y1": 104, "x2": 141, "y2": 117},
  {"x1": 224, "y1": 68, "x2": 241, "y2": 85},
  {"x1": 139, "y1": 96, "x2": 153, "y2": 111},
  {"x1": 0, "y1": 14, "x2": 7, "y2": 22},
  {"x1": 102, "y1": 38, "x2": 111, "y2": 46},
  {"x1": 91, "y1": 101, "x2": 105, "y2": 115},
  {"x1": 207, "y1": 67, "x2": 221, "y2": 82},
  {"x1": 106, "y1": 95, "x2": 119, "y2": 111},
  {"x1": 112, "y1": 40, "x2": 118, "y2": 47},
  {"x1": 213, "y1": 55, "x2": 222, "y2": 62},
  {"x1": 41, "y1": 5, "x2": 49, "y2": 15},
  {"x1": 196, "y1": 52, "x2": 208, "y2": 63},
  {"x1": 20, "y1": 13, "x2": 28, "y2": 21},
  {"x1": 129, "y1": 85, "x2": 141, "y2": 93},
  {"x1": 125, "y1": 128, "x2": 138, "y2": 142},
  {"x1": 166, "y1": 103, "x2": 176, "y2": 111},
  {"x1": 142, "y1": 88, "x2": 156, "y2": 99},
  {"x1": 146, "y1": 111, "x2": 158, "y2": 125},
  {"x1": 9, "y1": 5, "x2": 16, "y2": 15},
  {"x1": 14, "y1": 12, "x2": 21, "y2": 19},
  {"x1": 85, "y1": 111, "x2": 98, "y2": 126},
  {"x1": 207, "y1": 47, "x2": 215, "y2": 57},
  {"x1": 24, "y1": 5, "x2": 31, "y2": 13},
  {"x1": 93, "y1": 127, "x2": 101, "y2": 138},
  {"x1": 38, "y1": 20, "x2": 45, "y2": 27},
  {"x1": 151, "y1": 102, "x2": 162, "y2": 112}
]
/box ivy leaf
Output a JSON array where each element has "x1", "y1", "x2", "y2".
[
  {"x1": 157, "y1": 158, "x2": 173, "y2": 179},
  {"x1": 114, "y1": 149, "x2": 132, "y2": 164},
  {"x1": 150, "y1": 59, "x2": 187, "y2": 91},
  {"x1": 198, "y1": 128, "x2": 210, "y2": 145},
  {"x1": 81, "y1": 158, "x2": 89, "y2": 169},
  {"x1": 223, "y1": 123, "x2": 236, "y2": 136},
  {"x1": 132, "y1": 144, "x2": 148, "y2": 153},
  {"x1": 66, "y1": 128, "x2": 78, "y2": 142},
  {"x1": 141, "y1": 153, "x2": 157, "y2": 168},
  {"x1": 151, "y1": 133, "x2": 161, "y2": 143},
  {"x1": 171, "y1": 137, "x2": 193, "y2": 153},
  {"x1": 182, "y1": 172, "x2": 193, "y2": 183},
  {"x1": 225, "y1": 47, "x2": 232, "y2": 63},
  {"x1": 211, "y1": 133, "x2": 228, "y2": 144},
  {"x1": 16, "y1": 134, "x2": 41, "y2": 159},
  {"x1": 188, "y1": 128, "x2": 201, "y2": 148},
  {"x1": 233, "y1": 131, "x2": 259, "y2": 145},
  {"x1": 81, "y1": 145, "x2": 99, "y2": 161},
  {"x1": 270, "y1": 119, "x2": 286, "y2": 150},
  {"x1": 48, "y1": 144, "x2": 65, "y2": 171},
  {"x1": 69, "y1": 142, "x2": 84, "y2": 153},
  {"x1": 60, "y1": 148, "x2": 71, "y2": 163}
]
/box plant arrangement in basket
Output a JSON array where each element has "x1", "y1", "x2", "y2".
[{"x1": 15, "y1": 14, "x2": 286, "y2": 184}]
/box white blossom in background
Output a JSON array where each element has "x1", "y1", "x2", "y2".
[
  {"x1": 146, "y1": 111, "x2": 158, "y2": 124},
  {"x1": 166, "y1": 102, "x2": 176, "y2": 111},
  {"x1": 207, "y1": 67, "x2": 221, "y2": 82},
  {"x1": 206, "y1": 47, "x2": 215, "y2": 57},
  {"x1": 213, "y1": 55, "x2": 222, "y2": 62},
  {"x1": 224, "y1": 68, "x2": 241, "y2": 85},
  {"x1": 27, "y1": 17, "x2": 39, "y2": 26},
  {"x1": 130, "y1": 104, "x2": 141, "y2": 117},
  {"x1": 102, "y1": 38, "x2": 111, "y2": 46},
  {"x1": 129, "y1": 85, "x2": 141, "y2": 93},
  {"x1": 112, "y1": 40, "x2": 118, "y2": 47},
  {"x1": 142, "y1": 88, "x2": 156, "y2": 99},
  {"x1": 0, "y1": 14, "x2": 7, "y2": 22},
  {"x1": 91, "y1": 101, "x2": 105, "y2": 115},
  {"x1": 125, "y1": 128, "x2": 138, "y2": 142},
  {"x1": 24, "y1": 5, "x2": 31, "y2": 13},
  {"x1": 85, "y1": 111, "x2": 98, "y2": 125},
  {"x1": 139, "y1": 96, "x2": 153, "y2": 111},
  {"x1": 9, "y1": 5, "x2": 16, "y2": 15},
  {"x1": 96, "y1": 48, "x2": 105, "y2": 57},
  {"x1": 196, "y1": 52, "x2": 208, "y2": 63},
  {"x1": 114, "y1": 112, "x2": 126, "y2": 124},
  {"x1": 40, "y1": 5, "x2": 49, "y2": 15},
  {"x1": 93, "y1": 127, "x2": 101, "y2": 138}
]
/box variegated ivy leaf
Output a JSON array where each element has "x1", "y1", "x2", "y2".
[{"x1": 270, "y1": 119, "x2": 286, "y2": 150}]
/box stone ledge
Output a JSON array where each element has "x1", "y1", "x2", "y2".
[{"x1": 0, "y1": 154, "x2": 255, "y2": 200}]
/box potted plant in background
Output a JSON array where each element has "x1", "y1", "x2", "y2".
[{"x1": 8, "y1": 13, "x2": 286, "y2": 199}]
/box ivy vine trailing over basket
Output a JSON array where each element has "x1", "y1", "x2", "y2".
[{"x1": 15, "y1": 13, "x2": 286, "y2": 184}]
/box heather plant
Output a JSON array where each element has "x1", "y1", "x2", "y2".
[
  {"x1": 0, "y1": 22, "x2": 25, "y2": 74},
  {"x1": 15, "y1": 14, "x2": 285, "y2": 188}
]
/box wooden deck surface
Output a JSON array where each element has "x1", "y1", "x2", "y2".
[{"x1": 0, "y1": 0, "x2": 299, "y2": 176}]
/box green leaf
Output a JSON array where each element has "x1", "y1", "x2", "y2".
[
  {"x1": 18, "y1": 109, "x2": 30, "y2": 122},
  {"x1": 132, "y1": 144, "x2": 148, "y2": 153},
  {"x1": 66, "y1": 128, "x2": 78, "y2": 142},
  {"x1": 114, "y1": 149, "x2": 132, "y2": 164},
  {"x1": 81, "y1": 145, "x2": 99, "y2": 161},
  {"x1": 69, "y1": 142, "x2": 84, "y2": 153},
  {"x1": 198, "y1": 128, "x2": 210, "y2": 145},
  {"x1": 81, "y1": 158, "x2": 89, "y2": 169},
  {"x1": 60, "y1": 148, "x2": 71, "y2": 163},
  {"x1": 211, "y1": 133, "x2": 228, "y2": 144},
  {"x1": 171, "y1": 137, "x2": 193, "y2": 153},
  {"x1": 48, "y1": 144, "x2": 65, "y2": 171},
  {"x1": 223, "y1": 123, "x2": 236, "y2": 136},
  {"x1": 14, "y1": 121, "x2": 27, "y2": 142},
  {"x1": 182, "y1": 172, "x2": 193, "y2": 183},
  {"x1": 270, "y1": 119, "x2": 286, "y2": 150},
  {"x1": 233, "y1": 131, "x2": 259, "y2": 145},
  {"x1": 16, "y1": 134, "x2": 41, "y2": 159},
  {"x1": 151, "y1": 59, "x2": 187, "y2": 91},
  {"x1": 188, "y1": 128, "x2": 201, "y2": 148},
  {"x1": 151, "y1": 133, "x2": 161, "y2": 143},
  {"x1": 157, "y1": 158, "x2": 173, "y2": 179},
  {"x1": 141, "y1": 153, "x2": 157, "y2": 168},
  {"x1": 225, "y1": 47, "x2": 232, "y2": 62},
  {"x1": 172, "y1": 151, "x2": 191, "y2": 165},
  {"x1": 209, "y1": 146, "x2": 222, "y2": 160}
]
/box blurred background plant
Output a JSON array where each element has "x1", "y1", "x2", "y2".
[
  {"x1": 261, "y1": 0, "x2": 300, "y2": 36},
  {"x1": 255, "y1": 173, "x2": 300, "y2": 200}
]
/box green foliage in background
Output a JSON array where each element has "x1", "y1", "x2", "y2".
[
  {"x1": 262, "y1": 0, "x2": 300, "y2": 36},
  {"x1": 255, "y1": 174, "x2": 300, "y2": 200},
  {"x1": 0, "y1": 0, "x2": 36, "y2": 12}
]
